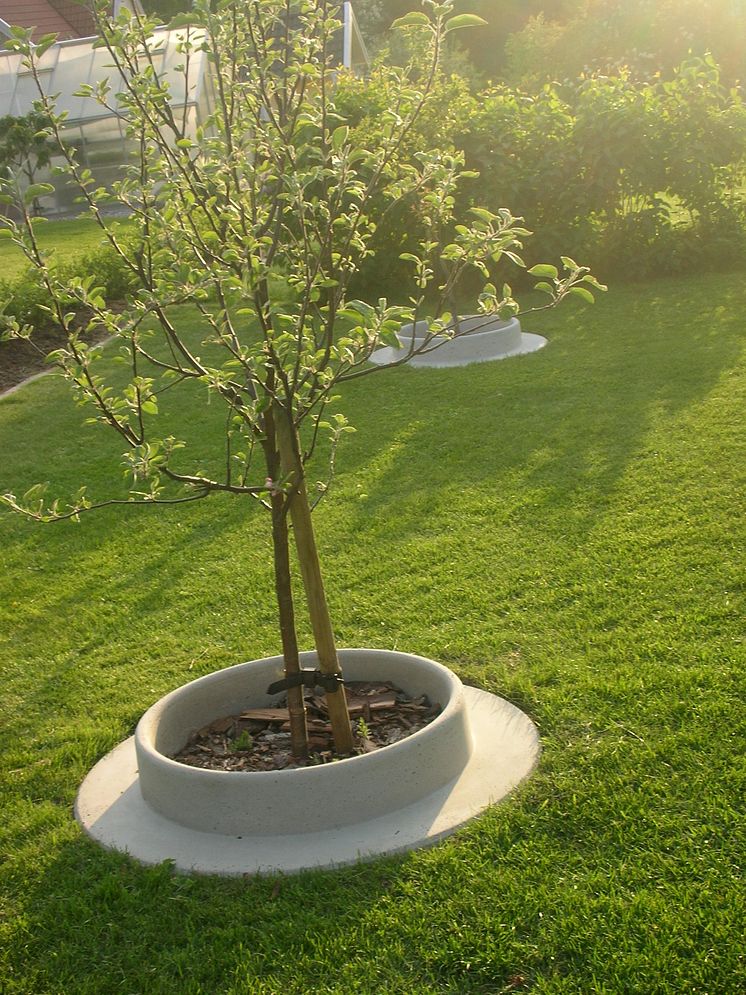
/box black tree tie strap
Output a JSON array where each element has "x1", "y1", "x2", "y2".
[{"x1": 266, "y1": 669, "x2": 344, "y2": 696}]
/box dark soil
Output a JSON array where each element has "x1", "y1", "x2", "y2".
[
  {"x1": 172, "y1": 681, "x2": 442, "y2": 772},
  {"x1": 0, "y1": 320, "x2": 111, "y2": 395}
]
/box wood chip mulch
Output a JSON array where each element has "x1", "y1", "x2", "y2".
[
  {"x1": 0, "y1": 309, "x2": 117, "y2": 396},
  {"x1": 171, "y1": 681, "x2": 441, "y2": 772}
]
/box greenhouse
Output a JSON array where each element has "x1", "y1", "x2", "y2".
[{"x1": 0, "y1": 2, "x2": 368, "y2": 215}]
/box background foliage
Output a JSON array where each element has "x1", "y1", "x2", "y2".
[
  {"x1": 4, "y1": 6, "x2": 745, "y2": 310},
  {"x1": 336, "y1": 51, "x2": 746, "y2": 293},
  {"x1": 503, "y1": 0, "x2": 746, "y2": 87},
  {"x1": 141, "y1": 1, "x2": 746, "y2": 84},
  {"x1": 460, "y1": 54, "x2": 746, "y2": 282}
]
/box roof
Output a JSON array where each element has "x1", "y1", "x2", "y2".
[
  {"x1": 46, "y1": 1, "x2": 97, "y2": 37},
  {"x1": 0, "y1": 1, "x2": 81, "y2": 43},
  {"x1": 0, "y1": 3, "x2": 144, "y2": 44}
]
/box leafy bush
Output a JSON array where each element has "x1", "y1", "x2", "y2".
[
  {"x1": 503, "y1": 0, "x2": 746, "y2": 87},
  {"x1": 338, "y1": 50, "x2": 746, "y2": 290},
  {"x1": 69, "y1": 240, "x2": 136, "y2": 303},
  {"x1": 0, "y1": 267, "x2": 55, "y2": 330},
  {"x1": 457, "y1": 82, "x2": 588, "y2": 265},
  {"x1": 0, "y1": 240, "x2": 135, "y2": 333},
  {"x1": 335, "y1": 68, "x2": 478, "y2": 296},
  {"x1": 442, "y1": 55, "x2": 746, "y2": 281},
  {"x1": 0, "y1": 110, "x2": 55, "y2": 190}
]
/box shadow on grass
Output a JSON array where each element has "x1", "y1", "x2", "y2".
[
  {"x1": 3, "y1": 275, "x2": 744, "y2": 749},
  {"x1": 5, "y1": 830, "x2": 534, "y2": 995},
  {"x1": 3, "y1": 274, "x2": 745, "y2": 994},
  {"x1": 0, "y1": 495, "x2": 274, "y2": 752},
  {"x1": 334, "y1": 279, "x2": 745, "y2": 546}
]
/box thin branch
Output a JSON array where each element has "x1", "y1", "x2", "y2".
[{"x1": 8, "y1": 491, "x2": 211, "y2": 524}]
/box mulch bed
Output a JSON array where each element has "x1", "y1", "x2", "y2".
[
  {"x1": 172, "y1": 681, "x2": 442, "y2": 772},
  {"x1": 0, "y1": 319, "x2": 112, "y2": 395}
]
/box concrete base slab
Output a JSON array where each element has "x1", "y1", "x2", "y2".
[
  {"x1": 75, "y1": 687, "x2": 539, "y2": 876},
  {"x1": 370, "y1": 331, "x2": 547, "y2": 368}
]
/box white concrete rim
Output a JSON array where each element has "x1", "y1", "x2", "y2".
[
  {"x1": 133, "y1": 650, "x2": 473, "y2": 836},
  {"x1": 75, "y1": 686, "x2": 540, "y2": 876},
  {"x1": 369, "y1": 331, "x2": 547, "y2": 368}
]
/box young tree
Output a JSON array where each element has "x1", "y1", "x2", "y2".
[
  {"x1": 0, "y1": 109, "x2": 55, "y2": 214},
  {"x1": 0, "y1": 0, "x2": 602, "y2": 760}
]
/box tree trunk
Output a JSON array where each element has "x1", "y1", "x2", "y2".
[
  {"x1": 269, "y1": 493, "x2": 309, "y2": 760},
  {"x1": 263, "y1": 407, "x2": 308, "y2": 760},
  {"x1": 274, "y1": 401, "x2": 355, "y2": 755}
]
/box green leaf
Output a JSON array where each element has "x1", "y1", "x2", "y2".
[
  {"x1": 444, "y1": 14, "x2": 488, "y2": 33},
  {"x1": 331, "y1": 125, "x2": 349, "y2": 152},
  {"x1": 23, "y1": 183, "x2": 55, "y2": 204},
  {"x1": 534, "y1": 281, "x2": 555, "y2": 296},
  {"x1": 392, "y1": 12, "x2": 430, "y2": 28},
  {"x1": 568, "y1": 286, "x2": 595, "y2": 304},
  {"x1": 34, "y1": 33, "x2": 58, "y2": 58},
  {"x1": 528, "y1": 264, "x2": 559, "y2": 279},
  {"x1": 167, "y1": 13, "x2": 197, "y2": 29},
  {"x1": 582, "y1": 275, "x2": 608, "y2": 291},
  {"x1": 23, "y1": 483, "x2": 48, "y2": 502},
  {"x1": 469, "y1": 207, "x2": 495, "y2": 223}
]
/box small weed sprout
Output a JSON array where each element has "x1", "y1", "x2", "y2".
[
  {"x1": 355, "y1": 717, "x2": 371, "y2": 741},
  {"x1": 232, "y1": 730, "x2": 253, "y2": 753}
]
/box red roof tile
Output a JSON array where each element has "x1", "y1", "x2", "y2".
[
  {"x1": 48, "y1": 1, "x2": 96, "y2": 38},
  {"x1": 0, "y1": 3, "x2": 141, "y2": 43},
  {"x1": 0, "y1": 1, "x2": 78, "y2": 42}
]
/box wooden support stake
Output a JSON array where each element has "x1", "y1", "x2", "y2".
[
  {"x1": 274, "y1": 402, "x2": 354, "y2": 755},
  {"x1": 264, "y1": 401, "x2": 308, "y2": 760}
]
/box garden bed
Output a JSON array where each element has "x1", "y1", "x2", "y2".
[
  {"x1": 172, "y1": 680, "x2": 441, "y2": 772},
  {"x1": 0, "y1": 319, "x2": 112, "y2": 395}
]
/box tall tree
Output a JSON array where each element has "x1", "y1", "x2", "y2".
[{"x1": 1, "y1": 0, "x2": 600, "y2": 761}]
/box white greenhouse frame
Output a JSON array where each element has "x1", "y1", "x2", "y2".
[{"x1": 0, "y1": 3, "x2": 368, "y2": 216}]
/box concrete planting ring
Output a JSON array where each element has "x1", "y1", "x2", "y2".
[
  {"x1": 370, "y1": 315, "x2": 547, "y2": 368},
  {"x1": 76, "y1": 649, "x2": 540, "y2": 875}
]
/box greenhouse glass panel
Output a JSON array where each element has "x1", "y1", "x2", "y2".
[
  {"x1": 0, "y1": 9, "x2": 367, "y2": 216},
  {"x1": 11, "y1": 67, "x2": 46, "y2": 115},
  {"x1": 0, "y1": 52, "x2": 21, "y2": 110},
  {"x1": 50, "y1": 42, "x2": 94, "y2": 120},
  {"x1": 342, "y1": 2, "x2": 369, "y2": 75}
]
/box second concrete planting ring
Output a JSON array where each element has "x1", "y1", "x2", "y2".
[{"x1": 370, "y1": 316, "x2": 546, "y2": 368}]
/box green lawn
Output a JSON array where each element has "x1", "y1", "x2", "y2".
[
  {"x1": 0, "y1": 271, "x2": 744, "y2": 994},
  {"x1": 0, "y1": 217, "x2": 121, "y2": 280}
]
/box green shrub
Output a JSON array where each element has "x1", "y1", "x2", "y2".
[
  {"x1": 335, "y1": 68, "x2": 477, "y2": 297},
  {"x1": 318, "y1": 52, "x2": 746, "y2": 291},
  {"x1": 460, "y1": 56, "x2": 746, "y2": 282},
  {"x1": 1, "y1": 239, "x2": 135, "y2": 333},
  {"x1": 64, "y1": 241, "x2": 137, "y2": 302},
  {"x1": 0, "y1": 267, "x2": 57, "y2": 329}
]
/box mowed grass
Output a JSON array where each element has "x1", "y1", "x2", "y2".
[
  {"x1": 0, "y1": 269, "x2": 744, "y2": 994},
  {"x1": 0, "y1": 217, "x2": 123, "y2": 280}
]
